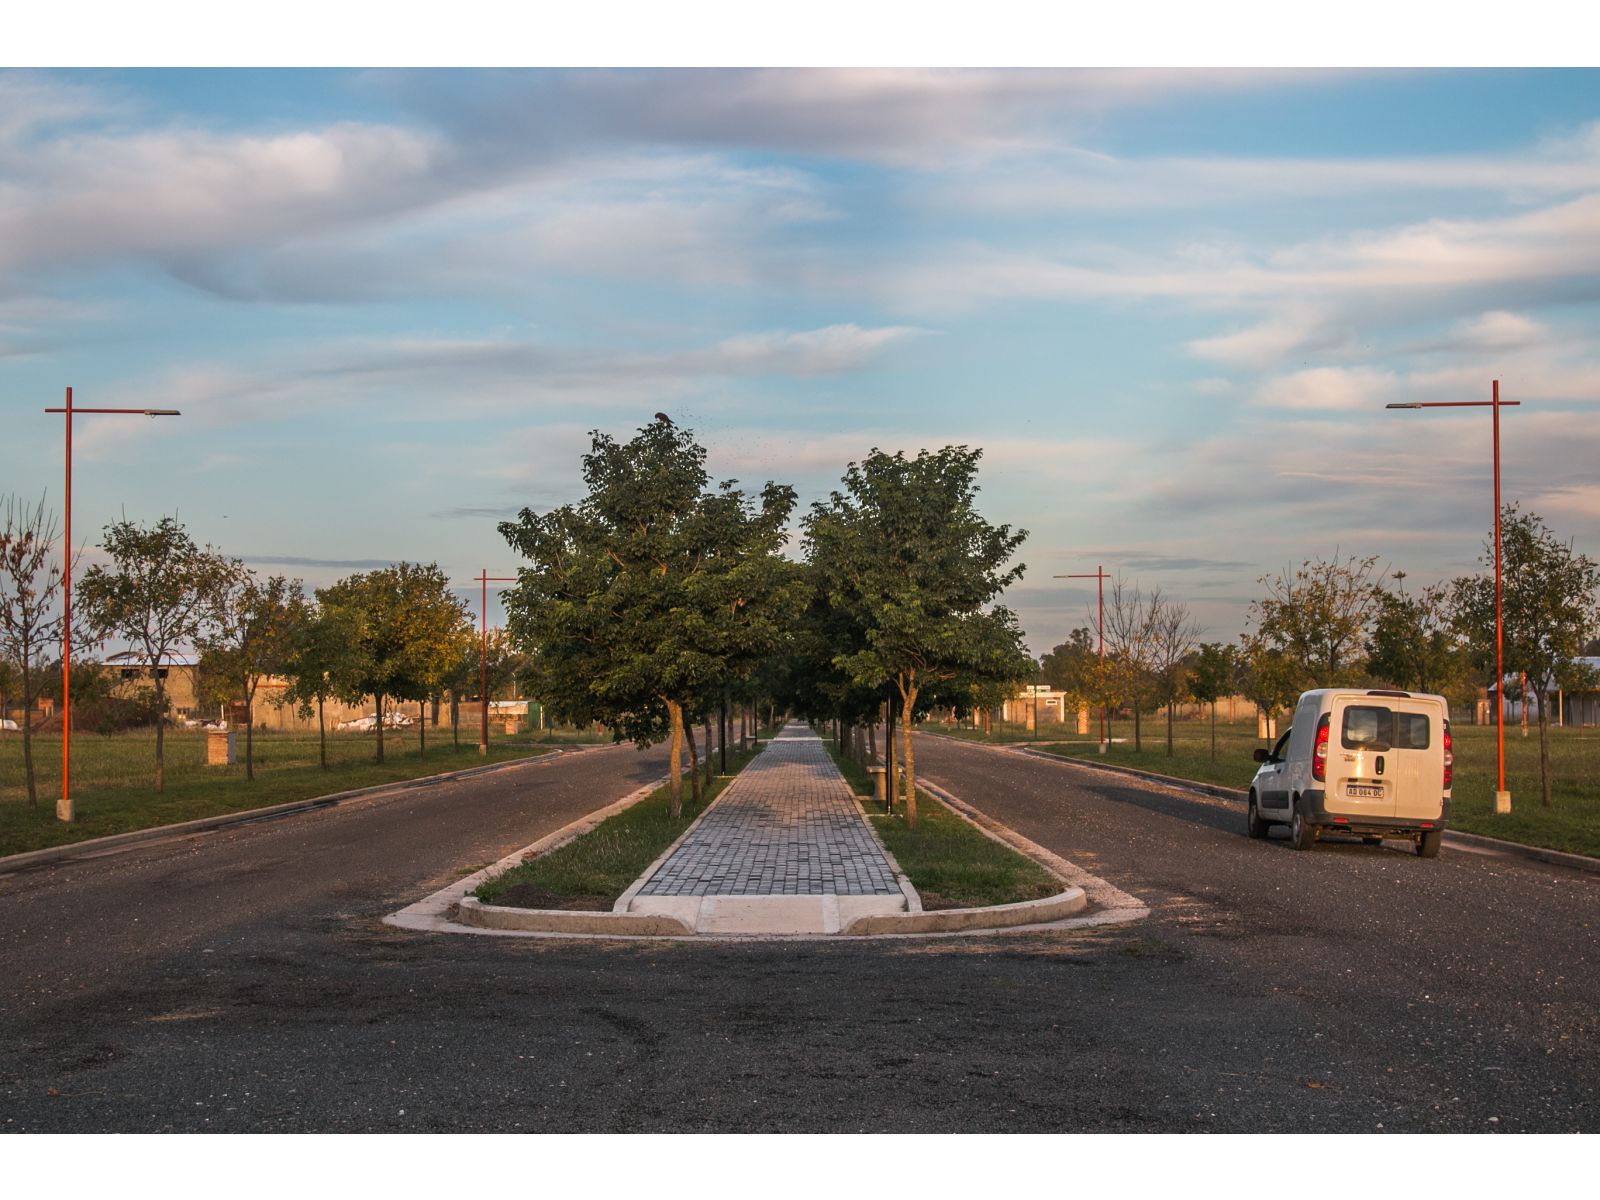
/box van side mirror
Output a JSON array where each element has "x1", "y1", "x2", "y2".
[{"x1": 1252, "y1": 747, "x2": 1270, "y2": 763}]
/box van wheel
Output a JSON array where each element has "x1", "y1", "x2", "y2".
[
  {"x1": 1417, "y1": 830, "x2": 1442, "y2": 859},
  {"x1": 1247, "y1": 792, "x2": 1268, "y2": 840},
  {"x1": 1289, "y1": 801, "x2": 1316, "y2": 851}
]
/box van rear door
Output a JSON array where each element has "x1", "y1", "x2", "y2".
[{"x1": 1328, "y1": 695, "x2": 1445, "y2": 822}]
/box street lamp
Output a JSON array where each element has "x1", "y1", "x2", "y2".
[
  {"x1": 474, "y1": 569, "x2": 517, "y2": 755},
  {"x1": 42, "y1": 387, "x2": 182, "y2": 822},
  {"x1": 1386, "y1": 379, "x2": 1518, "y2": 813},
  {"x1": 1056, "y1": 566, "x2": 1110, "y2": 754}
]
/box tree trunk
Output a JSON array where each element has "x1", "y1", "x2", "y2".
[
  {"x1": 318, "y1": 694, "x2": 327, "y2": 769},
  {"x1": 419, "y1": 699, "x2": 426, "y2": 758},
  {"x1": 1133, "y1": 704, "x2": 1142, "y2": 754},
  {"x1": 1166, "y1": 700, "x2": 1174, "y2": 756},
  {"x1": 666, "y1": 699, "x2": 684, "y2": 818},
  {"x1": 900, "y1": 680, "x2": 920, "y2": 830},
  {"x1": 866, "y1": 721, "x2": 877, "y2": 765},
  {"x1": 244, "y1": 684, "x2": 255, "y2": 781},
  {"x1": 885, "y1": 701, "x2": 896, "y2": 813},
  {"x1": 703, "y1": 713, "x2": 714, "y2": 788},
  {"x1": 1537, "y1": 690, "x2": 1552, "y2": 808},
  {"x1": 739, "y1": 704, "x2": 746, "y2": 749},
  {"x1": 154, "y1": 671, "x2": 167, "y2": 793},
  {"x1": 20, "y1": 659, "x2": 36, "y2": 806},
  {"x1": 451, "y1": 690, "x2": 460, "y2": 749},
  {"x1": 375, "y1": 692, "x2": 385, "y2": 763},
  {"x1": 685, "y1": 717, "x2": 703, "y2": 804},
  {"x1": 1210, "y1": 702, "x2": 1217, "y2": 761}
]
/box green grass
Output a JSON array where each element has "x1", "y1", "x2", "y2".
[
  {"x1": 473, "y1": 745, "x2": 763, "y2": 908},
  {"x1": 0, "y1": 725, "x2": 550, "y2": 857},
  {"x1": 992, "y1": 714, "x2": 1600, "y2": 860},
  {"x1": 820, "y1": 735, "x2": 1059, "y2": 909}
]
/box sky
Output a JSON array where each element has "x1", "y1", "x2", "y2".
[{"x1": 4, "y1": 62, "x2": 1599, "y2": 656}]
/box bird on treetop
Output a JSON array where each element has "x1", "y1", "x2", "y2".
[{"x1": 654, "y1": 412, "x2": 673, "y2": 425}]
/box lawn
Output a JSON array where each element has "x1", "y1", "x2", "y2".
[
  {"x1": 822, "y1": 736, "x2": 1060, "y2": 910},
  {"x1": 473, "y1": 745, "x2": 763, "y2": 909},
  {"x1": 0, "y1": 723, "x2": 555, "y2": 857},
  {"x1": 942, "y1": 712, "x2": 1600, "y2": 860}
]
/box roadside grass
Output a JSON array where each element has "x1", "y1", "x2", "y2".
[
  {"x1": 984, "y1": 716, "x2": 1600, "y2": 860},
  {"x1": 473, "y1": 746, "x2": 763, "y2": 909},
  {"x1": 820, "y1": 735, "x2": 1059, "y2": 910},
  {"x1": 0, "y1": 726, "x2": 548, "y2": 858}
]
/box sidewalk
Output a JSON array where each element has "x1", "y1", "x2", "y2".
[{"x1": 623, "y1": 723, "x2": 910, "y2": 934}]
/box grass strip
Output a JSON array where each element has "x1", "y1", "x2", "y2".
[
  {"x1": 474, "y1": 746, "x2": 763, "y2": 910},
  {"x1": 819, "y1": 735, "x2": 1058, "y2": 910},
  {"x1": 0, "y1": 733, "x2": 548, "y2": 858}
]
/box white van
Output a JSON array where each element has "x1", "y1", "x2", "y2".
[{"x1": 1247, "y1": 689, "x2": 1452, "y2": 857}]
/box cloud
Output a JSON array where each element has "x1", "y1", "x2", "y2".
[{"x1": 1255, "y1": 367, "x2": 1400, "y2": 411}]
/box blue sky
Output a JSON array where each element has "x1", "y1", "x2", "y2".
[{"x1": 3, "y1": 67, "x2": 1599, "y2": 655}]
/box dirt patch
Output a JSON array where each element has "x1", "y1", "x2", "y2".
[{"x1": 490, "y1": 882, "x2": 614, "y2": 911}]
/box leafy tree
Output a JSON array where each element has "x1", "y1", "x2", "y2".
[
  {"x1": 278, "y1": 600, "x2": 366, "y2": 769},
  {"x1": 1040, "y1": 626, "x2": 1096, "y2": 729},
  {"x1": 1248, "y1": 552, "x2": 1383, "y2": 689},
  {"x1": 77, "y1": 516, "x2": 236, "y2": 793},
  {"x1": 0, "y1": 494, "x2": 79, "y2": 809},
  {"x1": 1188, "y1": 642, "x2": 1239, "y2": 760},
  {"x1": 500, "y1": 421, "x2": 799, "y2": 816},
  {"x1": 1452, "y1": 506, "x2": 1600, "y2": 808},
  {"x1": 197, "y1": 571, "x2": 308, "y2": 779},
  {"x1": 805, "y1": 446, "x2": 1032, "y2": 828},
  {"x1": 1365, "y1": 572, "x2": 1464, "y2": 695},
  {"x1": 1238, "y1": 632, "x2": 1301, "y2": 736},
  {"x1": 316, "y1": 563, "x2": 468, "y2": 763}
]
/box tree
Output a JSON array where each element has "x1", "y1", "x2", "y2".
[
  {"x1": 1188, "y1": 642, "x2": 1239, "y2": 761},
  {"x1": 500, "y1": 422, "x2": 799, "y2": 817},
  {"x1": 1100, "y1": 575, "x2": 1159, "y2": 752},
  {"x1": 316, "y1": 563, "x2": 467, "y2": 763},
  {"x1": 1146, "y1": 592, "x2": 1201, "y2": 756},
  {"x1": 197, "y1": 571, "x2": 308, "y2": 779},
  {"x1": 0, "y1": 492, "x2": 86, "y2": 812},
  {"x1": 1452, "y1": 506, "x2": 1600, "y2": 808},
  {"x1": 1248, "y1": 552, "x2": 1383, "y2": 690},
  {"x1": 1365, "y1": 572, "x2": 1464, "y2": 696},
  {"x1": 805, "y1": 446, "x2": 1033, "y2": 829},
  {"x1": 77, "y1": 517, "x2": 235, "y2": 793},
  {"x1": 1238, "y1": 632, "x2": 1300, "y2": 736},
  {"x1": 0, "y1": 495, "x2": 77, "y2": 809},
  {"x1": 1040, "y1": 626, "x2": 1096, "y2": 726},
  {"x1": 278, "y1": 600, "x2": 366, "y2": 769}
]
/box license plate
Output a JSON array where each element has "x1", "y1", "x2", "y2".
[{"x1": 1346, "y1": 784, "x2": 1383, "y2": 798}]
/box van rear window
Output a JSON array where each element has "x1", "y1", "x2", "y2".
[{"x1": 1341, "y1": 705, "x2": 1430, "y2": 751}]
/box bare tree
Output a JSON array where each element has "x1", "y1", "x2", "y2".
[
  {"x1": 0, "y1": 495, "x2": 78, "y2": 808},
  {"x1": 1100, "y1": 575, "x2": 1158, "y2": 752},
  {"x1": 1146, "y1": 591, "x2": 1202, "y2": 756}
]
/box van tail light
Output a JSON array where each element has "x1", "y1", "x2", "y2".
[
  {"x1": 1312, "y1": 714, "x2": 1330, "y2": 782},
  {"x1": 1443, "y1": 720, "x2": 1453, "y2": 790}
]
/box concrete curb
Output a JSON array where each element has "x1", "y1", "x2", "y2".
[
  {"x1": 921, "y1": 732, "x2": 1600, "y2": 877},
  {"x1": 840, "y1": 888, "x2": 1087, "y2": 935},
  {"x1": 0, "y1": 749, "x2": 571, "y2": 876},
  {"x1": 456, "y1": 895, "x2": 693, "y2": 936}
]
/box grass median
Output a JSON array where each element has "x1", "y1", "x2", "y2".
[
  {"x1": 0, "y1": 726, "x2": 552, "y2": 858},
  {"x1": 473, "y1": 744, "x2": 763, "y2": 910},
  {"x1": 822, "y1": 737, "x2": 1060, "y2": 910}
]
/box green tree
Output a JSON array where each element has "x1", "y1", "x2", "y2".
[
  {"x1": 1248, "y1": 552, "x2": 1383, "y2": 690},
  {"x1": 500, "y1": 421, "x2": 799, "y2": 816},
  {"x1": 0, "y1": 495, "x2": 78, "y2": 809},
  {"x1": 278, "y1": 600, "x2": 366, "y2": 769},
  {"x1": 1188, "y1": 641, "x2": 1239, "y2": 761},
  {"x1": 1239, "y1": 632, "x2": 1301, "y2": 737},
  {"x1": 1040, "y1": 626, "x2": 1096, "y2": 726},
  {"x1": 77, "y1": 516, "x2": 235, "y2": 793},
  {"x1": 316, "y1": 563, "x2": 468, "y2": 764},
  {"x1": 805, "y1": 446, "x2": 1032, "y2": 829},
  {"x1": 197, "y1": 571, "x2": 309, "y2": 780},
  {"x1": 1365, "y1": 572, "x2": 1464, "y2": 695},
  {"x1": 1452, "y1": 507, "x2": 1600, "y2": 808}
]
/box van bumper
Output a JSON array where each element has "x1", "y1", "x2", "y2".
[{"x1": 1300, "y1": 790, "x2": 1451, "y2": 836}]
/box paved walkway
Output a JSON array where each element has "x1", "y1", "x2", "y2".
[{"x1": 636, "y1": 724, "x2": 900, "y2": 898}]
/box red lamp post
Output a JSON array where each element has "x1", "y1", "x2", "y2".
[
  {"x1": 1387, "y1": 379, "x2": 1518, "y2": 813},
  {"x1": 475, "y1": 569, "x2": 517, "y2": 755},
  {"x1": 1055, "y1": 566, "x2": 1110, "y2": 754},
  {"x1": 42, "y1": 388, "x2": 181, "y2": 822}
]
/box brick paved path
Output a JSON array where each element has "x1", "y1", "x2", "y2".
[{"x1": 636, "y1": 724, "x2": 899, "y2": 898}]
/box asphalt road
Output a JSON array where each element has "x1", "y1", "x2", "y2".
[{"x1": 2, "y1": 732, "x2": 1595, "y2": 1133}]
